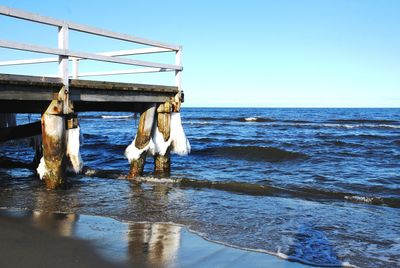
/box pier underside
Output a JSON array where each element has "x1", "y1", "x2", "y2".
[{"x1": 0, "y1": 73, "x2": 179, "y2": 113}]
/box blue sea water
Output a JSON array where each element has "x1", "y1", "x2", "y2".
[{"x1": 1, "y1": 108, "x2": 399, "y2": 267}]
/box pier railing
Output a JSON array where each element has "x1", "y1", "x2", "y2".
[{"x1": 0, "y1": 6, "x2": 183, "y2": 91}]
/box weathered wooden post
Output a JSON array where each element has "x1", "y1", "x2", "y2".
[
  {"x1": 125, "y1": 104, "x2": 156, "y2": 178},
  {"x1": 38, "y1": 100, "x2": 66, "y2": 189},
  {"x1": 31, "y1": 135, "x2": 42, "y2": 167},
  {"x1": 154, "y1": 103, "x2": 172, "y2": 177}
]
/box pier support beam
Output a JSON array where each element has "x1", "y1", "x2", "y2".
[
  {"x1": 127, "y1": 105, "x2": 156, "y2": 178},
  {"x1": 154, "y1": 104, "x2": 171, "y2": 177},
  {"x1": 32, "y1": 135, "x2": 42, "y2": 167},
  {"x1": 39, "y1": 100, "x2": 66, "y2": 189}
]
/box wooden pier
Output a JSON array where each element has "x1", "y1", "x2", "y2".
[{"x1": 0, "y1": 6, "x2": 190, "y2": 189}]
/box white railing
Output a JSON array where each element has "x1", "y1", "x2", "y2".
[{"x1": 0, "y1": 6, "x2": 183, "y2": 90}]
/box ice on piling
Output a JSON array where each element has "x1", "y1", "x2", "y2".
[
  {"x1": 36, "y1": 157, "x2": 47, "y2": 180},
  {"x1": 170, "y1": 112, "x2": 191, "y2": 156},
  {"x1": 66, "y1": 126, "x2": 83, "y2": 173},
  {"x1": 125, "y1": 112, "x2": 190, "y2": 161},
  {"x1": 125, "y1": 138, "x2": 155, "y2": 161},
  {"x1": 152, "y1": 125, "x2": 172, "y2": 156}
]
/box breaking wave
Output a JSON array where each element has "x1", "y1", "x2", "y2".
[
  {"x1": 79, "y1": 169, "x2": 400, "y2": 209},
  {"x1": 239, "y1": 117, "x2": 275, "y2": 122},
  {"x1": 101, "y1": 114, "x2": 134, "y2": 120},
  {"x1": 189, "y1": 116, "x2": 275, "y2": 123}
]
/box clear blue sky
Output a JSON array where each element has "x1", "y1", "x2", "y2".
[{"x1": 0, "y1": 0, "x2": 399, "y2": 107}]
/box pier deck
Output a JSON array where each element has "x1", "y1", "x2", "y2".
[{"x1": 0, "y1": 73, "x2": 179, "y2": 113}]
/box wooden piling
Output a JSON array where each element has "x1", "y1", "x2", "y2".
[
  {"x1": 128, "y1": 105, "x2": 156, "y2": 178},
  {"x1": 32, "y1": 135, "x2": 42, "y2": 167},
  {"x1": 41, "y1": 100, "x2": 66, "y2": 189},
  {"x1": 154, "y1": 103, "x2": 171, "y2": 177}
]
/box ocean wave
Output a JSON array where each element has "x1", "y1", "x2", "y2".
[
  {"x1": 321, "y1": 123, "x2": 400, "y2": 130},
  {"x1": 192, "y1": 146, "x2": 308, "y2": 162},
  {"x1": 76, "y1": 168, "x2": 400, "y2": 209},
  {"x1": 186, "y1": 121, "x2": 215, "y2": 125},
  {"x1": 377, "y1": 124, "x2": 400, "y2": 129},
  {"x1": 186, "y1": 116, "x2": 275, "y2": 123},
  {"x1": 318, "y1": 133, "x2": 393, "y2": 141},
  {"x1": 101, "y1": 114, "x2": 134, "y2": 119},
  {"x1": 178, "y1": 179, "x2": 400, "y2": 208},
  {"x1": 239, "y1": 117, "x2": 275, "y2": 123},
  {"x1": 282, "y1": 119, "x2": 312, "y2": 124},
  {"x1": 185, "y1": 117, "x2": 399, "y2": 130},
  {"x1": 328, "y1": 119, "x2": 398, "y2": 124}
]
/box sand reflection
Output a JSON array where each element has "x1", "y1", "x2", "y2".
[
  {"x1": 31, "y1": 210, "x2": 78, "y2": 237},
  {"x1": 21, "y1": 210, "x2": 182, "y2": 267},
  {"x1": 128, "y1": 222, "x2": 181, "y2": 267}
]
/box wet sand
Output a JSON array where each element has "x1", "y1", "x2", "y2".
[{"x1": 0, "y1": 209, "x2": 310, "y2": 268}]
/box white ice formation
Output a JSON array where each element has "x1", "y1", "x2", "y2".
[
  {"x1": 66, "y1": 126, "x2": 83, "y2": 173},
  {"x1": 125, "y1": 112, "x2": 190, "y2": 162}
]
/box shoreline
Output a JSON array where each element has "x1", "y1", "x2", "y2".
[{"x1": 0, "y1": 209, "x2": 310, "y2": 268}]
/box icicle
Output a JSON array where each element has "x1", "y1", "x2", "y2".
[
  {"x1": 170, "y1": 112, "x2": 191, "y2": 155},
  {"x1": 66, "y1": 126, "x2": 83, "y2": 173},
  {"x1": 36, "y1": 157, "x2": 47, "y2": 180},
  {"x1": 125, "y1": 137, "x2": 155, "y2": 162}
]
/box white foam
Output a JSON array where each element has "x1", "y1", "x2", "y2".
[
  {"x1": 138, "y1": 176, "x2": 177, "y2": 184},
  {"x1": 379, "y1": 124, "x2": 400, "y2": 129},
  {"x1": 101, "y1": 114, "x2": 134, "y2": 119},
  {"x1": 36, "y1": 157, "x2": 47, "y2": 180},
  {"x1": 344, "y1": 195, "x2": 378, "y2": 204},
  {"x1": 245, "y1": 117, "x2": 258, "y2": 122},
  {"x1": 170, "y1": 112, "x2": 191, "y2": 156},
  {"x1": 66, "y1": 126, "x2": 83, "y2": 173}
]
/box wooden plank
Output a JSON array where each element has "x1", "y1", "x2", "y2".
[
  {"x1": 72, "y1": 58, "x2": 79, "y2": 79},
  {"x1": 0, "y1": 73, "x2": 62, "y2": 85},
  {"x1": 69, "y1": 79, "x2": 178, "y2": 93},
  {"x1": 175, "y1": 48, "x2": 183, "y2": 91},
  {"x1": 0, "y1": 39, "x2": 67, "y2": 56},
  {"x1": 58, "y1": 24, "x2": 69, "y2": 88},
  {"x1": 0, "y1": 89, "x2": 57, "y2": 101},
  {"x1": 68, "y1": 50, "x2": 182, "y2": 70},
  {"x1": 75, "y1": 67, "x2": 171, "y2": 78},
  {"x1": 0, "y1": 74, "x2": 178, "y2": 93},
  {"x1": 73, "y1": 102, "x2": 149, "y2": 112},
  {"x1": 0, "y1": 5, "x2": 63, "y2": 27},
  {"x1": 0, "y1": 121, "x2": 41, "y2": 142},
  {"x1": 0, "y1": 48, "x2": 173, "y2": 67},
  {"x1": 0, "y1": 74, "x2": 178, "y2": 112},
  {"x1": 0, "y1": 57, "x2": 57, "y2": 66},
  {"x1": 0, "y1": 6, "x2": 180, "y2": 50},
  {"x1": 99, "y1": 47, "x2": 173, "y2": 56},
  {"x1": 73, "y1": 92, "x2": 171, "y2": 103},
  {"x1": 0, "y1": 40, "x2": 183, "y2": 70}
]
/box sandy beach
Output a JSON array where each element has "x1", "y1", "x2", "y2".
[{"x1": 0, "y1": 209, "x2": 310, "y2": 268}]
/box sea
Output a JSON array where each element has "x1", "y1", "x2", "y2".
[{"x1": 0, "y1": 108, "x2": 399, "y2": 268}]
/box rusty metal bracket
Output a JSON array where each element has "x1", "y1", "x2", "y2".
[
  {"x1": 157, "y1": 91, "x2": 184, "y2": 114},
  {"x1": 65, "y1": 113, "x2": 78, "y2": 129}
]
